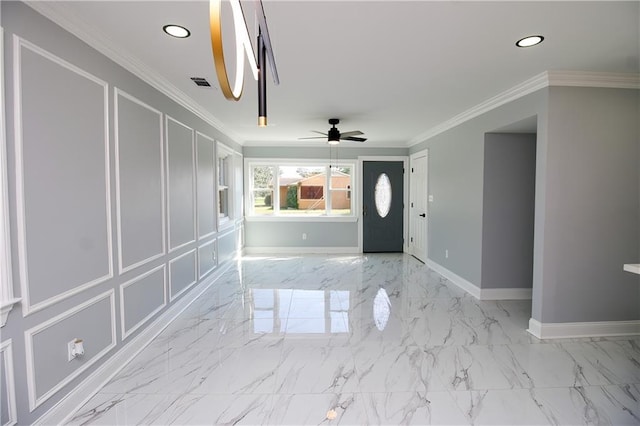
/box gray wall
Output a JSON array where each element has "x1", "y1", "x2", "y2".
[
  {"x1": 411, "y1": 90, "x2": 548, "y2": 286},
  {"x1": 411, "y1": 85, "x2": 639, "y2": 325},
  {"x1": 481, "y1": 133, "x2": 536, "y2": 289},
  {"x1": 533, "y1": 87, "x2": 639, "y2": 323},
  {"x1": 243, "y1": 146, "x2": 407, "y2": 250},
  {"x1": 1, "y1": 2, "x2": 243, "y2": 423}
]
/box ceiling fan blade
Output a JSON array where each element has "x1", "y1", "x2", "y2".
[
  {"x1": 298, "y1": 136, "x2": 327, "y2": 140},
  {"x1": 339, "y1": 130, "x2": 364, "y2": 137},
  {"x1": 311, "y1": 130, "x2": 328, "y2": 136},
  {"x1": 341, "y1": 136, "x2": 367, "y2": 142}
]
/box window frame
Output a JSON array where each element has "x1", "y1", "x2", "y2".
[
  {"x1": 244, "y1": 158, "x2": 358, "y2": 222},
  {"x1": 216, "y1": 143, "x2": 235, "y2": 227}
]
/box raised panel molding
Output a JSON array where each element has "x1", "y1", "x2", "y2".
[
  {"x1": 1, "y1": 339, "x2": 18, "y2": 426},
  {"x1": 33, "y1": 261, "x2": 236, "y2": 426},
  {"x1": 23, "y1": 1, "x2": 244, "y2": 144},
  {"x1": 13, "y1": 36, "x2": 113, "y2": 316},
  {"x1": 166, "y1": 116, "x2": 196, "y2": 252},
  {"x1": 24, "y1": 290, "x2": 116, "y2": 411},
  {"x1": 195, "y1": 132, "x2": 216, "y2": 240},
  {"x1": 114, "y1": 88, "x2": 166, "y2": 274},
  {"x1": 0, "y1": 28, "x2": 20, "y2": 327},
  {"x1": 198, "y1": 239, "x2": 217, "y2": 279},
  {"x1": 119, "y1": 265, "x2": 167, "y2": 340},
  {"x1": 169, "y1": 249, "x2": 197, "y2": 302}
]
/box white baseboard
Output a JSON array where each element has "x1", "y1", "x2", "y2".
[
  {"x1": 528, "y1": 318, "x2": 640, "y2": 339},
  {"x1": 243, "y1": 246, "x2": 360, "y2": 255},
  {"x1": 480, "y1": 287, "x2": 532, "y2": 300},
  {"x1": 34, "y1": 261, "x2": 234, "y2": 426},
  {"x1": 426, "y1": 259, "x2": 481, "y2": 299},
  {"x1": 426, "y1": 260, "x2": 533, "y2": 301}
]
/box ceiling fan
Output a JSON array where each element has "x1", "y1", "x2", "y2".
[{"x1": 299, "y1": 118, "x2": 367, "y2": 144}]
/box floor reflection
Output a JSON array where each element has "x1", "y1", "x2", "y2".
[{"x1": 251, "y1": 289, "x2": 350, "y2": 334}]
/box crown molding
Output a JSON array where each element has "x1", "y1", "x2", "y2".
[
  {"x1": 547, "y1": 70, "x2": 640, "y2": 89},
  {"x1": 408, "y1": 72, "x2": 549, "y2": 146},
  {"x1": 24, "y1": 1, "x2": 244, "y2": 145},
  {"x1": 409, "y1": 70, "x2": 640, "y2": 146}
]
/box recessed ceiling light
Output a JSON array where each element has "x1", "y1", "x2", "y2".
[
  {"x1": 163, "y1": 24, "x2": 190, "y2": 38},
  {"x1": 516, "y1": 35, "x2": 544, "y2": 48}
]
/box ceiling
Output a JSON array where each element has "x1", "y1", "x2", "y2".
[{"x1": 31, "y1": 1, "x2": 639, "y2": 147}]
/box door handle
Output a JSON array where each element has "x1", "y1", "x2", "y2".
[
  {"x1": 363, "y1": 206, "x2": 368, "y2": 216},
  {"x1": 419, "y1": 213, "x2": 426, "y2": 217}
]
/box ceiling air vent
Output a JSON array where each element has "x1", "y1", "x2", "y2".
[{"x1": 190, "y1": 77, "x2": 212, "y2": 87}]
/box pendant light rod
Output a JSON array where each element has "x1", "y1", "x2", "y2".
[
  {"x1": 258, "y1": 29, "x2": 267, "y2": 127},
  {"x1": 255, "y1": 0, "x2": 279, "y2": 85}
]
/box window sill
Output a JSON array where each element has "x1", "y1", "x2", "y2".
[
  {"x1": 0, "y1": 298, "x2": 20, "y2": 327},
  {"x1": 245, "y1": 216, "x2": 358, "y2": 223}
]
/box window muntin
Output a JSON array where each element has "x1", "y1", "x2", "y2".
[{"x1": 247, "y1": 161, "x2": 355, "y2": 218}]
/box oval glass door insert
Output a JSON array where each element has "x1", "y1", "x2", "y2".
[{"x1": 374, "y1": 173, "x2": 392, "y2": 218}]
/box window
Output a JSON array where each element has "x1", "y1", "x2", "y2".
[
  {"x1": 218, "y1": 155, "x2": 229, "y2": 219},
  {"x1": 246, "y1": 160, "x2": 356, "y2": 219},
  {"x1": 217, "y1": 143, "x2": 236, "y2": 224}
]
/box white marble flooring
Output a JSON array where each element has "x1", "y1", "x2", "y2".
[{"x1": 68, "y1": 254, "x2": 640, "y2": 425}]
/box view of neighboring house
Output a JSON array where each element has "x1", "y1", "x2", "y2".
[{"x1": 276, "y1": 170, "x2": 351, "y2": 211}]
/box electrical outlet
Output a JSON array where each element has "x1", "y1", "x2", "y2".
[
  {"x1": 302, "y1": 233, "x2": 307, "y2": 240},
  {"x1": 428, "y1": 195, "x2": 434, "y2": 202},
  {"x1": 67, "y1": 338, "x2": 84, "y2": 361}
]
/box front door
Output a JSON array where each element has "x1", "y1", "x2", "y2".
[{"x1": 362, "y1": 161, "x2": 404, "y2": 252}]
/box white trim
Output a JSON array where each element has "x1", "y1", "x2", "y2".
[
  {"x1": 426, "y1": 259, "x2": 481, "y2": 299},
  {"x1": 165, "y1": 116, "x2": 196, "y2": 253},
  {"x1": 409, "y1": 72, "x2": 548, "y2": 146},
  {"x1": 479, "y1": 287, "x2": 532, "y2": 301},
  {"x1": 623, "y1": 263, "x2": 640, "y2": 275},
  {"x1": 0, "y1": 28, "x2": 20, "y2": 326},
  {"x1": 527, "y1": 318, "x2": 640, "y2": 340},
  {"x1": 0, "y1": 299, "x2": 20, "y2": 329},
  {"x1": 408, "y1": 149, "x2": 429, "y2": 263},
  {"x1": 408, "y1": 71, "x2": 640, "y2": 146},
  {"x1": 547, "y1": 70, "x2": 640, "y2": 89},
  {"x1": 23, "y1": 1, "x2": 244, "y2": 145},
  {"x1": 243, "y1": 246, "x2": 360, "y2": 255},
  {"x1": 14, "y1": 36, "x2": 113, "y2": 316},
  {"x1": 168, "y1": 249, "x2": 197, "y2": 302},
  {"x1": 198, "y1": 239, "x2": 218, "y2": 279},
  {"x1": 1, "y1": 339, "x2": 18, "y2": 426},
  {"x1": 244, "y1": 215, "x2": 358, "y2": 223},
  {"x1": 358, "y1": 156, "x2": 409, "y2": 254},
  {"x1": 244, "y1": 158, "x2": 359, "y2": 220},
  {"x1": 217, "y1": 141, "x2": 236, "y2": 223},
  {"x1": 24, "y1": 290, "x2": 117, "y2": 411},
  {"x1": 114, "y1": 88, "x2": 166, "y2": 274},
  {"x1": 195, "y1": 131, "x2": 216, "y2": 240},
  {"x1": 120, "y1": 265, "x2": 167, "y2": 340},
  {"x1": 33, "y1": 261, "x2": 235, "y2": 426}
]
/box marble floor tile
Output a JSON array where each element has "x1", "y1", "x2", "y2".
[
  {"x1": 66, "y1": 253, "x2": 640, "y2": 426},
  {"x1": 275, "y1": 346, "x2": 359, "y2": 394},
  {"x1": 361, "y1": 391, "x2": 469, "y2": 425},
  {"x1": 268, "y1": 393, "x2": 369, "y2": 425}
]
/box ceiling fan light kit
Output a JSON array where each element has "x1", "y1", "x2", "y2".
[{"x1": 299, "y1": 118, "x2": 367, "y2": 144}]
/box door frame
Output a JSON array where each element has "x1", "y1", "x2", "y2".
[
  {"x1": 357, "y1": 156, "x2": 409, "y2": 254},
  {"x1": 409, "y1": 149, "x2": 428, "y2": 262}
]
